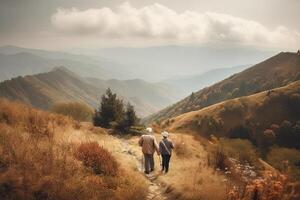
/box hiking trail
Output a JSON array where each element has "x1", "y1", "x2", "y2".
[{"x1": 120, "y1": 138, "x2": 168, "y2": 200}]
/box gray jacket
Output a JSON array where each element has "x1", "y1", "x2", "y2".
[{"x1": 159, "y1": 138, "x2": 174, "y2": 155}]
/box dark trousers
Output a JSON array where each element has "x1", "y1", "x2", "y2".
[
  {"x1": 144, "y1": 153, "x2": 154, "y2": 173},
  {"x1": 161, "y1": 154, "x2": 171, "y2": 172}
]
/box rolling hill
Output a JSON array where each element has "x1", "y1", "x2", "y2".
[
  {"x1": 160, "y1": 80, "x2": 300, "y2": 140},
  {"x1": 0, "y1": 67, "x2": 180, "y2": 117},
  {"x1": 144, "y1": 51, "x2": 300, "y2": 123}
]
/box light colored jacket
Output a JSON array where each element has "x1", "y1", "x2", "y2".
[{"x1": 138, "y1": 134, "x2": 159, "y2": 154}]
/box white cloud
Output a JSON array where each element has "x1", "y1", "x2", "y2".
[{"x1": 51, "y1": 2, "x2": 300, "y2": 48}]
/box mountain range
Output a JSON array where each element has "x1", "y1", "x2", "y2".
[
  {"x1": 144, "y1": 51, "x2": 300, "y2": 123},
  {"x1": 0, "y1": 67, "x2": 181, "y2": 117},
  {"x1": 0, "y1": 45, "x2": 135, "y2": 81},
  {"x1": 78, "y1": 45, "x2": 275, "y2": 81}
]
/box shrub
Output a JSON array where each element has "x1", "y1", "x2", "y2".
[
  {"x1": 228, "y1": 125, "x2": 252, "y2": 140},
  {"x1": 227, "y1": 171, "x2": 295, "y2": 200},
  {"x1": 51, "y1": 102, "x2": 94, "y2": 122},
  {"x1": 74, "y1": 142, "x2": 119, "y2": 176},
  {"x1": 276, "y1": 120, "x2": 300, "y2": 149},
  {"x1": 126, "y1": 126, "x2": 145, "y2": 135},
  {"x1": 267, "y1": 147, "x2": 300, "y2": 180},
  {"x1": 210, "y1": 138, "x2": 258, "y2": 166},
  {"x1": 259, "y1": 129, "x2": 276, "y2": 157}
]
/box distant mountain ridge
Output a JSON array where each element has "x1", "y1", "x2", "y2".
[
  {"x1": 0, "y1": 67, "x2": 181, "y2": 117},
  {"x1": 0, "y1": 46, "x2": 135, "y2": 81},
  {"x1": 163, "y1": 65, "x2": 249, "y2": 96},
  {"x1": 144, "y1": 51, "x2": 300, "y2": 123}
]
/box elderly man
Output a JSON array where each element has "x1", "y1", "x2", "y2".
[{"x1": 138, "y1": 127, "x2": 160, "y2": 174}]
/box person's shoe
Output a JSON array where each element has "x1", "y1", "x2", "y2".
[
  {"x1": 150, "y1": 168, "x2": 154, "y2": 172},
  {"x1": 144, "y1": 171, "x2": 149, "y2": 174}
]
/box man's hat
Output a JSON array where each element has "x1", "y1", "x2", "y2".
[{"x1": 161, "y1": 131, "x2": 169, "y2": 138}]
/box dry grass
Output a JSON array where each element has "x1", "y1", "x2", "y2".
[
  {"x1": 127, "y1": 132, "x2": 228, "y2": 200},
  {"x1": 0, "y1": 98, "x2": 147, "y2": 200}
]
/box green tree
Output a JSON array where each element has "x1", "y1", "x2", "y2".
[
  {"x1": 125, "y1": 103, "x2": 139, "y2": 127},
  {"x1": 93, "y1": 88, "x2": 124, "y2": 128},
  {"x1": 117, "y1": 103, "x2": 139, "y2": 132}
]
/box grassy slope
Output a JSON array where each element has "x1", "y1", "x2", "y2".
[
  {"x1": 145, "y1": 52, "x2": 300, "y2": 123},
  {"x1": 0, "y1": 98, "x2": 148, "y2": 200},
  {"x1": 160, "y1": 80, "x2": 300, "y2": 138}
]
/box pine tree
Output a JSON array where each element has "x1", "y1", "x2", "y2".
[
  {"x1": 93, "y1": 88, "x2": 124, "y2": 128},
  {"x1": 125, "y1": 103, "x2": 139, "y2": 127}
]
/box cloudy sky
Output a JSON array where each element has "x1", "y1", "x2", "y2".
[{"x1": 0, "y1": 0, "x2": 299, "y2": 50}]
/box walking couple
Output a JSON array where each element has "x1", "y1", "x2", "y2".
[{"x1": 138, "y1": 127, "x2": 174, "y2": 174}]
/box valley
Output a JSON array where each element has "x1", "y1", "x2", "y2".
[{"x1": 0, "y1": 46, "x2": 299, "y2": 200}]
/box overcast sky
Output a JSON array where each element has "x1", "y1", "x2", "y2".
[{"x1": 0, "y1": 0, "x2": 299, "y2": 50}]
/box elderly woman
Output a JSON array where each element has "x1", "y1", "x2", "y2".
[{"x1": 159, "y1": 131, "x2": 174, "y2": 173}]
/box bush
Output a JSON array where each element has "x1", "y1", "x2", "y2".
[
  {"x1": 227, "y1": 171, "x2": 294, "y2": 200},
  {"x1": 228, "y1": 125, "x2": 252, "y2": 140},
  {"x1": 218, "y1": 138, "x2": 258, "y2": 165},
  {"x1": 267, "y1": 147, "x2": 300, "y2": 180},
  {"x1": 51, "y1": 102, "x2": 94, "y2": 122},
  {"x1": 276, "y1": 120, "x2": 300, "y2": 149},
  {"x1": 74, "y1": 142, "x2": 119, "y2": 176}
]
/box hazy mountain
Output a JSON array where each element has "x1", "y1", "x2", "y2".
[
  {"x1": 0, "y1": 67, "x2": 181, "y2": 117},
  {"x1": 77, "y1": 45, "x2": 275, "y2": 81},
  {"x1": 144, "y1": 51, "x2": 300, "y2": 123},
  {"x1": 163, "y1": 65, "x2": 250, "y2": 96},
  {"x1": 0, "y1": 46, "x2": 135, "y2": 81},
  {"x1": 86, "y1": 77, "x2": 181, "y2": 113}
]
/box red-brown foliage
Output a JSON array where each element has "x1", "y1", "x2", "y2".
[{"x1": 75, "y1": 142, "x2": 119, "y2": 176}]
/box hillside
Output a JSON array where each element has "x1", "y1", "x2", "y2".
[
  {"x1": 145, "y1": 52, "x2": 300, "y2": 123},
  {"x1": 159, "y1": 80, "x2": 300, "y2": 145},
  {"x1": 0, "y1": 98, "x2": 148, "y2": 200},
  {"x1": 0, "y1": 67, "x2": 180, "y2": 117}
]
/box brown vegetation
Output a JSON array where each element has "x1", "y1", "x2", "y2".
[
  {"x1": 162, "y1": 81, "x2": 300, "y2": 153},
  {"x1": 75, "y1": 142, "x2": 119, "y2": 176},
  {"x1": 52, "y1": 101, "x2": 94, "y2": 122},
  {"x1": 0, "y1": 98, "x2": 147, "y2": 200}
]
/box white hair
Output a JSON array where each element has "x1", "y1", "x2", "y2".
[{"x1": 146, "y1": 127, "x2": 153, "y2": 133}]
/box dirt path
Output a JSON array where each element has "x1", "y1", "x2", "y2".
[{"x1": 120, "y1": 138, "x2": 168, "y2": 200}]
